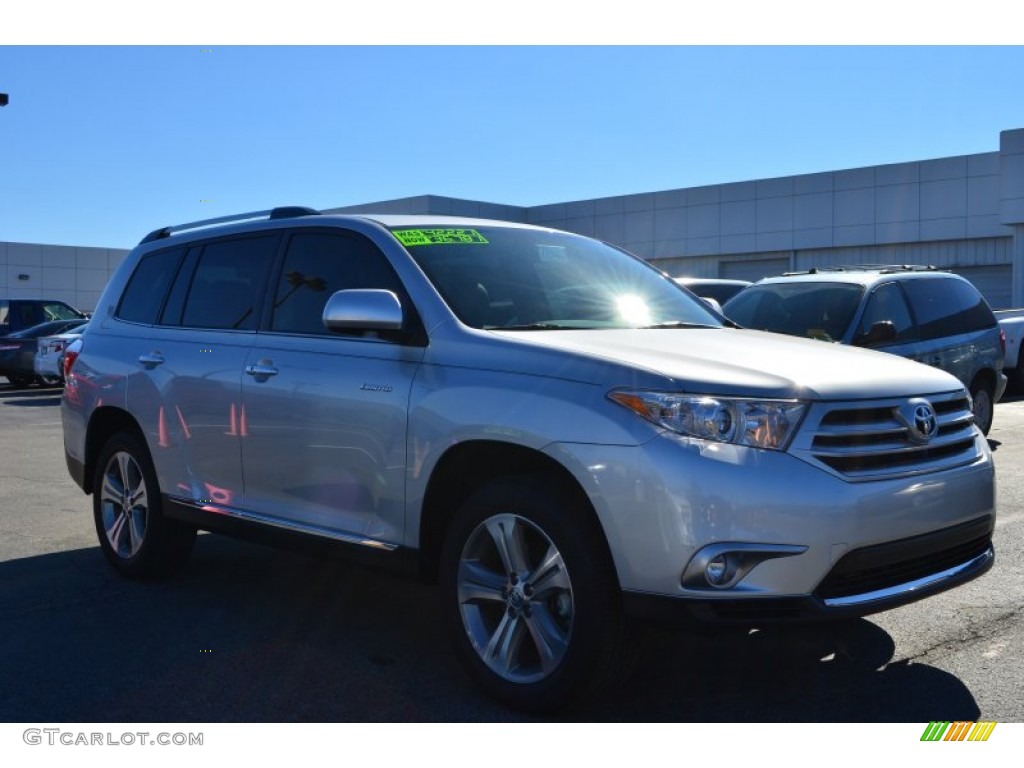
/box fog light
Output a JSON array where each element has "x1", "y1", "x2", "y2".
[
  {"x1": 706, "y1": 554, "x2": 729, "y2": 586},
  {"x1": 682, "y1": 542, "x2": 808, "y2": 590}
]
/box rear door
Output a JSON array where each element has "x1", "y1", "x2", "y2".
[{"x1": 120, "y1": 235, "x2": 280, "y2": 508}]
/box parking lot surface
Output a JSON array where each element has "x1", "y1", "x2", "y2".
[{"x1": 1, "y1": 379, "x2": 1022, "y2": 722}]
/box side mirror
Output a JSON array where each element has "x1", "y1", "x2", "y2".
[
  {"x1": 322, "y1": 289, "x2": 404, "y2": 332},
  {"x1": 701, "y1": 297, "x2": 724, "y2": 314},
  {"x1": 854, "y1": 320, "x2": 896, "y2": 347}
]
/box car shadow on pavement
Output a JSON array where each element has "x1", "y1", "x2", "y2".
[
  {"x1": 0, "y1": 395, "x2": 63, "y2": 407},
  {"x1": 0, "y1": 535, "x2": 981, "y2": 723}
]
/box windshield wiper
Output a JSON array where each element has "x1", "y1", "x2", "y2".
[
  {"x1": 639, "y1": 321, "x2": 720, "y2": 329},
  {"x1": 489, "y1": 323, "x2": 581, "y2": 331}
]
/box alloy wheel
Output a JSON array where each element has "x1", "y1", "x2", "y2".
[
  {"x1": 456, "y1": 513, "x2": 574, "y2": 684},
  {"x1": 99, "y1": 451, "x2": 149, "y2": 559}
]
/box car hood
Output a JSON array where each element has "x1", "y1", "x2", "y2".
[{"x1": 488, "y1": 327, "x2": 964, "y2": 400}]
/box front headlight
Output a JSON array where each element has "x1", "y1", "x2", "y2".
[{"x1": 608, "y1": 390, "x2": 807, "y2": 450}]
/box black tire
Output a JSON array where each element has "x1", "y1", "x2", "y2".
[
  {"x1": 92, "y1": 431, "x2": 196, "y2": 579},
  {"x1": 970, "y1": 380, "x2": 995, "y2": 436},
  {"x1": 439, "y1": 476, "x2": 628, "y2": 713},
  {"x1": 6, "y1": 374, "x2": 34, "y2": 388}
]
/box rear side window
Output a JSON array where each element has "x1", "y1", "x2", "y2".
[
  {"x1": 179, "y1": 236, "x2": 278, "y2": 330},
  {"x1": 117, "y1": 248, "x2": 184, "y2": 324},
  {"x1": 902, "y1": 277, "x2": 994, "y2": 340},
  {"x1": 947, "y1": 278, "x2": 996, "y2": 332},
  {"x1": 270, "y1": 231, "x2": 406, "y2": 335}
]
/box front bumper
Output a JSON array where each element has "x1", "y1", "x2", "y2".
[
  {"x1": 545, "y1": 427, "x2": 995, "y2": 617},
  {"x1": 624, "y1": 516, "x2": 994, "y2": 624}
]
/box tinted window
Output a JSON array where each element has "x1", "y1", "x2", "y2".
[
  {"x1": 15, "y1": 302, "x2": 38, "y2": 327},
  {"x1": 271, "y1": 231, "x2": 406, "y2": 335},
  {"x1": 117, "y1": 248, "x2": 184, "y2": 324},
  {"x1": 948, "y1": 278, "x2": 996, "y2": 332},
  {"x1": 901, "y1": 277, "x2": 993, "y2": 340},
  {"x1": 179, "y1": 236, "x2": 278, "y2": 330},
  {"x1": 856, "y1": 282, "x2": 917, "y2": 344}
]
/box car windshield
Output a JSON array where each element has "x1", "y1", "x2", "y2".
[
  {"x1": 391, "y1": 226, "x2": 722, "y2": 330},
  {"x1": 723, "y1": 281, "x2": 865, "y2": 342}
]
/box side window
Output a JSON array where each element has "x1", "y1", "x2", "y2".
[
  {"x1": 902, "y1": 278, "x2": 964, "y2": 341},
  {"x1": 17, "y1": 302, "x2": 38, "y2": 327},
  {"x1": 857, "y1": 282, "x2": 916, "y2": 344},
  {"x1": 948, "y1": 278, "x2": 996, "y2": 332},
  {"x1": 0, "y1": 301, "x2": 8, "y2": 334},
  {"x1": 905, "y1": 274, "x2": 958, "y2": 337},
  {"x1": 179, "y1": 236, "x2": 278, "y2": 330},
  {"x1": 270, "y1": 231, "x2": 406, "y2": 336},
  {"x1": 117, "y1": 248, "x2": 184, "y2": 324}
]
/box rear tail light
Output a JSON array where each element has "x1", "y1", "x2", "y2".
[
  {"x1": 63, "y1": 340, "x2": 83, "y2": 379},
  {"x1": 999, "y1": 328, "x2": 1006, "y2": 357}
]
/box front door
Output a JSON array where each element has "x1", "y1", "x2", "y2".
[{"x1": 240, "y1": 229, "x2": 424, "y2": 544}]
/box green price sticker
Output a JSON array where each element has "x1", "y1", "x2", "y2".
[{"x1": 393, "y1": 228, "x2": 489, "y2": 246}]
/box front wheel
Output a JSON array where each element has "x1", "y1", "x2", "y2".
[
  {"x1": 970, "y1": 382, "x2": 994, "y2": 436},
  {"x1": 440, "y1": 477, "x2": 627, "y2": 712},
  {"x1": 93, "y1": 431, "x2": 196, "y2": 579}
]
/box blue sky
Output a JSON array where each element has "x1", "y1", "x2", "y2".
[{"x1": 2, "y1": 45, "x2": 1024, "y2": 248}]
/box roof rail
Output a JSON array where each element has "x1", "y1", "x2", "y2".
[
  {"x1": 139, "y1": 206, "x2": 321, "y2": 245},
  {"x1": 781, "y1": 264, "x2": 942, "y2": 276}
]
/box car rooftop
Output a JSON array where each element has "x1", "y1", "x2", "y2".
[{"x1": 755, "y1": 265, "x2": 953, "y2": 286}]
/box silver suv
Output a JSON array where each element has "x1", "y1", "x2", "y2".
[
  {"x1": 722, "y1": 266, "x2": 1007, "y2": 434},
  {"x1": 62, "y1": 209, "x2": 996, "y2": 711}
]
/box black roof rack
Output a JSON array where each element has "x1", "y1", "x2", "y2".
[
  {"x1": 139, "y1": 206, "x2": 321, "y2": 245},
  {"x1": 781, "y1": 264, "x2": 944, "y2": 276}
]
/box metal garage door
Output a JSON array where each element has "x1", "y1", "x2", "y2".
[
  {"x1": 949, "y1": 265, "x2": 1012, "y2": 310},
  {"x1": 720, "y1": 258, "x2": 791, "y2": 283}
]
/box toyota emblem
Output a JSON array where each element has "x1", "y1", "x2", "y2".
[{"x1": 898, "y1": 398, "x2": 938, "y2": 444}]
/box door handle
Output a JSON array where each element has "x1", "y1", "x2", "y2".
[
  {"x1": 245, "y1": 362, "x2": 279, "y2": 377},
  {"x1": 137, "y1": 352, "x2": 165, "y2": 368}
]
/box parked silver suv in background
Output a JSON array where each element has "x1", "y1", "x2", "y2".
[
  {"x1": 723, "y1": 266, "x2": 1007, "y2": 435},
  {"x1": 63, "y1": 209, "x2": 996, "y2": 711}
]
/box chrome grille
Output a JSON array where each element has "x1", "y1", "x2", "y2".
[{"x1": 790, "y1": 391, "x2": 982, "y2": 481}]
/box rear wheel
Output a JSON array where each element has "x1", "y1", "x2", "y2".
[
  {"x1": 440, "y1": 476, "x2": 627, "y2": 712},
  {"x1": 93, "y1": 432, "x2": 196, "y2": 578}
]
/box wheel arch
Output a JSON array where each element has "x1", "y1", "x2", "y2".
[
  {"x1": 417, "y1": 440, "x2": 616, "y2": 586},
  {"x1": 970, "y1": 367, "x2": 996, "y2": 395},
  {"x1": 83, "y1": 406, "x2": 148, "y2": 495}
]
